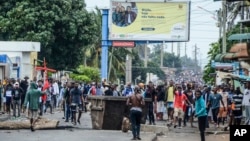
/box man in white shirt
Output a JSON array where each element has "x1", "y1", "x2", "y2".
[
  {"x1": 243, "y1": 82, "x2": 250, "y2": 125},
  {"x1": 51, "y1": 80, "x2": 59, "y2": 110}
]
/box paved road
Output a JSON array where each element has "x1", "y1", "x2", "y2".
[
  {"x1": 0, "y1": 129, "x2": 157, "y2": 141},
  {"x1": 0, "y1": 110, "x2": 229, "y2": 141},
  {"x1": 0, "y1": 110, "x2": 156, "y2": 141}
]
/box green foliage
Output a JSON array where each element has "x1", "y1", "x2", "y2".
[
  {"x1": 70, "y1": 74, "x2": 91, "y2": 83},
  {"x1": 70, "y1": 65, "x2": 100, "y2": 82},
  {"x1": 132, "y1": 48, "x2": 166, "y2": 83},
  {"x1": 150, "y1": 44, "x2": 182, "y2": 74},
  {"x1": 202, "y1": 42, "x2": 220, "y2": 84},
  {"x1": 0, "y1": 0, "x2": 97, "y2": 70},
  {"x1": 108, "y1": 47, "x2": 130, "y2": 82},
  {"x1": 202, "y1": 24, "x2": 246, "y2": 84}
]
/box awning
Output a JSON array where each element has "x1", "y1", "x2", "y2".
[
  {"x1": 216, "y1": 71, "x2": 232, "y2": 79},
  {"x1": 228, "y1": 33, "x2": 250, "y2": 41},
  {"x1": 227, "y1": 74, "x2": 250, "y2": 81},
  {"x1": 214, "y1": 53, "x2": 237, "y2": 62},
  {"x1": 229, "y1": 43, "x2": 250, "y2": 53}
]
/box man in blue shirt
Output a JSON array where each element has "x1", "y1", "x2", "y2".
[{"x1": 207, "y1": 86, "x2": 225, "y2": 128}]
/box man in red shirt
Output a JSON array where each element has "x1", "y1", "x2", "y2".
[{"x1": 173, "y1": 86, "x2": 191, "y2": 128}]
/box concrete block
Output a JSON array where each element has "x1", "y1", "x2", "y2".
[{"x1": 141, "y1": 124, "x2": 169, "y2": 135}]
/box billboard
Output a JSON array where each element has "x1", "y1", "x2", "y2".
[{"x1": 109, "y1": 0, "x2": 190, "y2": 41}]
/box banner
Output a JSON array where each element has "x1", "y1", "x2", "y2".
[{"x1": 109, "y1": 0, "x2": 190, "y2": 41}]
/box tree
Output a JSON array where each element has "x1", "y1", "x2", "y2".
[
  {"x1": 0, "y1": 0, "x2": 97, "y2": 70},
  {"x1": 70, "y1": 65, "x2": 100, "y2": 83},
  {"x1": 83, "y1": 7, "x2": 102, "y2": 68},
  {"x1": 202, "y1": 24, "x2": 243, "y2": 84},
  {"x1": 132, "y1": 48, "x2": 166, "y2": 83},
  {"x1": 150, "y1": 44, "x2": 182, "y2": 74}
]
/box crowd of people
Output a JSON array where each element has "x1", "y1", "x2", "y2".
[
  {"x1": 131, "y1": 80, "x2": 250, "y2": 141},
  {"x1": 1, "y1": 77, "x2": 250, "y2": 141}
]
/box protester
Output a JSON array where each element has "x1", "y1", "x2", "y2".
[
  {"x1": 11, "y1": 82, "x2": 23, "y2": 118},
  {"x1": 242, "y1": 82, "x2": 250, "y2": 125},
  {"x1": 207, "y1": 86, "x2": 225, "y2": 128},
  {"x1": 165, "y1": 80, "x2": 175, "y2": 124},
  {"x1": 126, "y1": 86, "x2": 145, "y2": 140},
  {"x1": 64, "y1": 82, "x2": 72, "y2": 122},
  {"x1": 4, "y1": 80, "x2": 13, "y2": 116},
  {"x1": 156, "y1": 84, "x2": 165, "y2": 120},
  {"x1": 217, "y1": 87, "x2": 228, "y2": 127},
  {"x1": 23, "y1": 82, "x2": 46, "y2": 131},
  {"x1": 173, "y1": 86, "x2": 191, "y2": 128},
  {"x1": 70, "y1": 82, "x2": 84, "y2": 125},
  {"x1": 195, "y1": 90, "x2": 207, "y2": 141},
  {"x1": 232, "y1": 87, "x2": 244, "y2": 125},
  {"x1": 144, "y1": 81, "x2": 157, "y2": 125}
]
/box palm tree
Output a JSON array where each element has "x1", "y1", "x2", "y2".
[{"x1": 83, "y1": 7, "x2": 131, "y2": 83}]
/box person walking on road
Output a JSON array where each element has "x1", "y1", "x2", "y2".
[
  {"x1": 165, "y1": 80, "x2": 175, "y2": 123},
  {"x1": 70, "y1": 82, "x2": 84, "y2": 125},
  {"x1": 144, "y1": 81, "x2": 157, "y2": 125},
  {"x1": 173, "y1": 86, "x2": 191, "y2": 128},
  {"x1": 207, "y1": 86, "x2": 226, "y2": 128},
  {"x1": 23, "y1": 82, "x2": 46, "y2": 131},
  {"x1": 11, "y1": 82, "x2": 23, "y2": 118},
  {"x1": 4, "y1": 80, "x2": 14, "y2": 116},
  {"x1": 126, "y1": 86, "x2": 145, "y2": 140},
  {"x1": 232, "y1": 87, "x2": 244, "y2": 125},
  {"x1": 64, "y1": 82, "x2": 72, "y2": 122},
  {"x1": 242, "y1": 82, "x2": 250, "y2": 125},
  {"x1": 195, "y1": 90, "x2": 207, "y2": 141}
]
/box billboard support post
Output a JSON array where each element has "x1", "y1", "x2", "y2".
[{"x1": 101, "y1": 9, "x2": 109, "y2": 81}]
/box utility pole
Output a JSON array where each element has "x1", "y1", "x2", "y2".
[
  {"x1": 185, "y1": 42, "x2": 187, "y2": 57},
  {"x1": 144, "y1": 41, "x2": 148, "y2": 68},
  {"x1": 217, "y1": 9, "x2": 222, "y2": 41},
  {"x1": 177, "y1": 42, "x2": 180, "y2": 57},
  {"x1": 222, "y1": 0, "x2": 227, "y2": 54},
  {"x1": 240, "y1": 1, "x2": 245, "y2": 42},
  {"x1": 194, "y1": 44, "x2": 198, "y2": 72},
  {"x1": 171, "y1": 42, "x2": 174, "y2": 54},
  {"x1": 160, "y1": 41, "x2": 164, "y2": 67},
  {"x1": 125, "y1": 48, "x2": 132, "y2": 84}
]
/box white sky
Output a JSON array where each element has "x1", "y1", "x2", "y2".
[{"x1": 85, "y1": 0, "x2": 222, "y2": 68}]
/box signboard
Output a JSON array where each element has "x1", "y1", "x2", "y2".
[
  {"x1": 112, "y1": 41, "x2": 135, "y2": 47},
  {"x1": 211, "y1": 62, "x2": 234, "y2": 69},
  {"x1": 109, "y1": 0, "x2": 190, "y2": 41}
]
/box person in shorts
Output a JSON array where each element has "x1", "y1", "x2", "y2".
[
  {"x1": 24, "y1": 82, "x2": 46, "y2": 131},
  {"x1": 173, "y1": 86, "x2": 191, "y2": 128},
  {"x1": 70, "y1": 82, "x2": 84, "y2": 125},
  {"x1": 165, "y1": 80, "x2": 175, "y2": 123}
]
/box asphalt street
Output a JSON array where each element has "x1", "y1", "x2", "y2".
[{"x1": 0, "y1": 110, "x2": 229, "y2": 141}]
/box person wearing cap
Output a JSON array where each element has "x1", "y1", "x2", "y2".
[{"x1": 11, "y1": 82, "x2": 24, "y2": 118}]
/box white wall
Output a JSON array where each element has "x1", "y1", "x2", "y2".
[
  {"x1": 0, "y1": 41, "x2": 40, "y2": 52},
  {"x1": 0, "y1": 41, "x2": 40, "y2": 80}
]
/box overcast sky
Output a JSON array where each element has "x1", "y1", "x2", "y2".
[{"x1": 85, "y1": 0, "x2": 222, "y2": 68}]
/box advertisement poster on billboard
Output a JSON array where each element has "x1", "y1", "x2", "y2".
[{"x1": 109, "y1": 0, "x2": 190, "y2": 41}]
